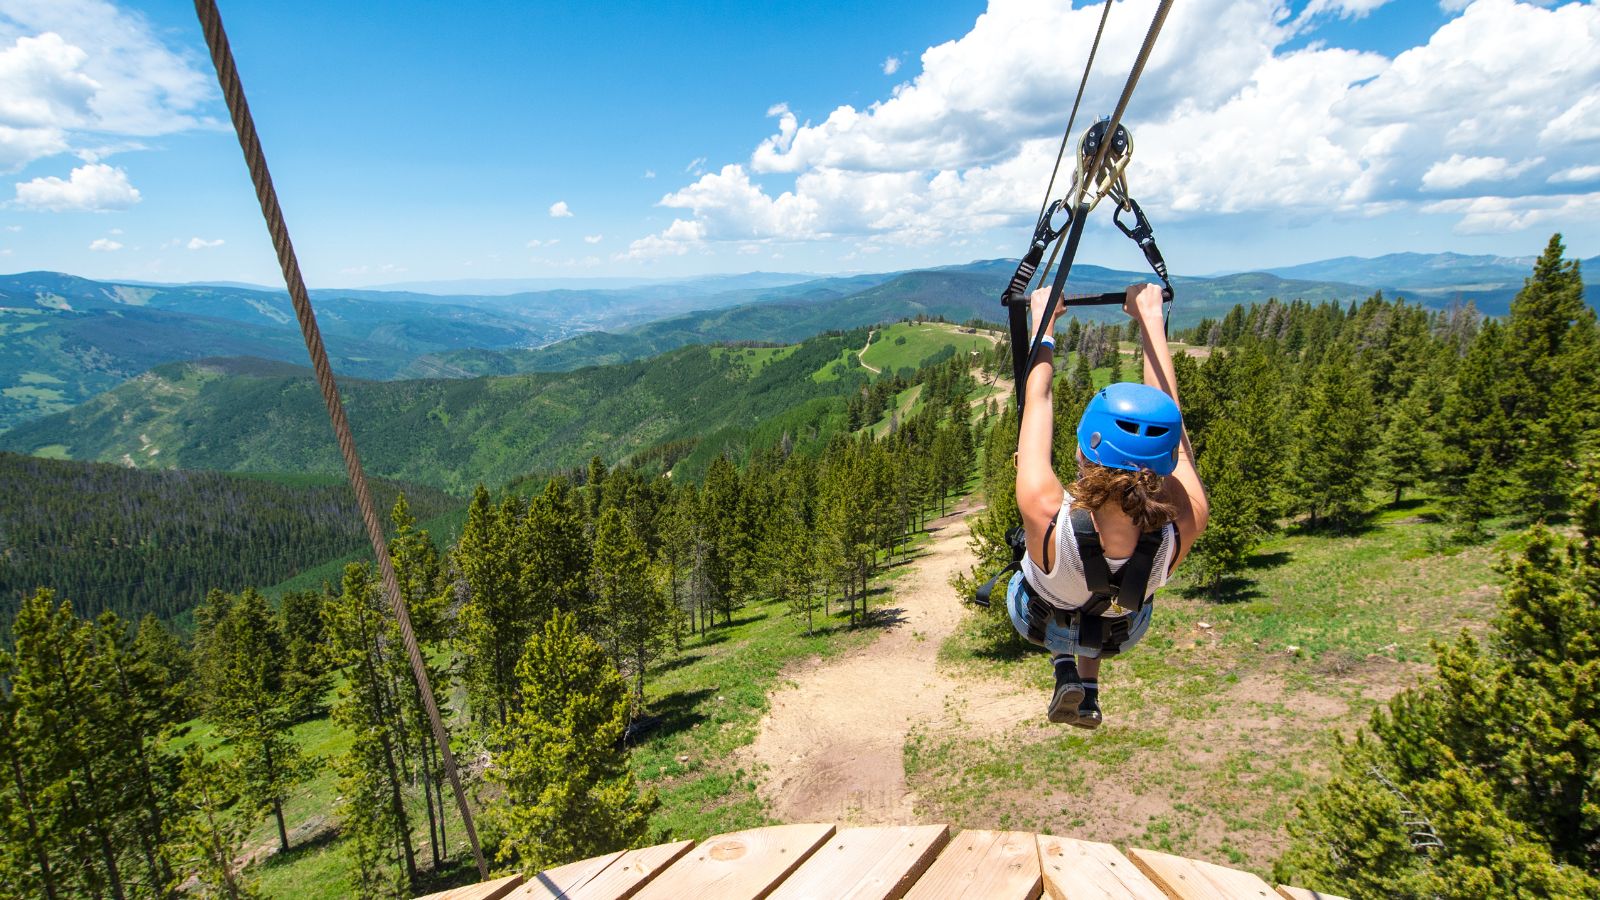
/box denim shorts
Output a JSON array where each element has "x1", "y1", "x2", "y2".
[{"x1": 1005, "y1": 570, "x2": 1154, "y2": 659}]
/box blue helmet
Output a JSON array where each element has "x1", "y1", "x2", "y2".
[{"x1": 1076, "y1": 382, "x2": 1183, "y2": 476}]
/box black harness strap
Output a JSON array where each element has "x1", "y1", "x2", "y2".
[
  {"x1": 972, "y1": 525, "x2": 1028, "y2": 609},
  {"x1": 1068, "y1": 508, "x2": 1163, "y2": 656},
  {"x1": 1002, "y1": 201, "x2": 1069, "y2": 407}
]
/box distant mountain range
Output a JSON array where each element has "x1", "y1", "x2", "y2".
[{"x1": 2, "y1": 251, "x2": 1592, "y2": 432}]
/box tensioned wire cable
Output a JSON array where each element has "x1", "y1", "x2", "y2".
[
  {"x1": 1034, "y1": 0, "x2": 1116, "y2": 229},
  {"x1": 1023, "y1": 0, "x2": 1177, "y2": 380},
  {"x1": 191, "y1": 0, "x2": 487, "y2": 879}
]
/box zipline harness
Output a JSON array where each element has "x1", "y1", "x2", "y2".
[{"x1": 975, "y1": 0, "x2": 1177, "y2": 625}]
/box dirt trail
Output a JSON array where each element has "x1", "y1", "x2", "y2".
[
  {"x1": 858, "y1": 330, "x2": 882, "y2": 374},
  {"x1": 740, "y1": 499, "x2": 1035, "y2": 825}
]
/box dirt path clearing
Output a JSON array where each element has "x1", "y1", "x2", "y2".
[
  {"x1": 740, "y1": 499, "x2": 1034, "y2": 825},
  {"x1": 858, "y1": 330, "x2": 882, "y2": 374}
]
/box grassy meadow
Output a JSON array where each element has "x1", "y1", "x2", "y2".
[{"x1": 919, "y1": 493, "x2": 1509, "y2": 875}]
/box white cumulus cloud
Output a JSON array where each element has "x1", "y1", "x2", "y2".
[
  {"x1": 1549, "y1": 164, "x2": 1600, "y2": 185},
  {"x1": 14, "y1": 161, "x2": 138, "y2": 210},
  {"x1": 882, "y1": 56, "x2": 901, "y2": 75},
  {"x1": 0, "y1": 1, "x2": 213, "y2": 173},
  {"x1": 548, "y1": 200, "x2": 573, "y2": 218},
  {"x1": 185, "y1": 236, "x2": 223, "y2": 249},
  {"x1": 87, "y1": 236, "x2": 119, "y2": 250},
  {"x1": 1421, "y1": 154, "x2": 1540, "y2": 191},
  {"x1": 1422, "y1": 192, "x2": 1600, "y2": 235},
  {"x1": 584, "y1": 234, "x2": 602, "y2": 244},
  {"x1": 629, "y1": 0, "x2": 1600, "y2": 249}
]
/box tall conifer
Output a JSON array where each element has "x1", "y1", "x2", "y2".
[{"x1": 488, "y1": 612, "x2": 654, "y2": 870}]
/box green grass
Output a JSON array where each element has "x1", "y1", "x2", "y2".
[
  {"x1": 709, "y1": 345, "x2": 798, "y2": 375},
  {"x1": 32, "y1": 443, "x2": 70, "y2": 459},
  {"x1": 859, "y1": 322, "x2": 994, "y2": 374},
  {"x1": 3, "y1": 385, "x2": 67, "y2": 402},
  {"x1": 925, "y1": 496, "x2": 1507, "y2": 878},
  {"x1": 227, "y1": 542, "x2": 901, "y2": 895},
  {"x1": 19, "y1": 371, "x2": 66, "y2": 385},
  {"x1": 629, "y1": 597, "x2": 879, "y2": 840}
]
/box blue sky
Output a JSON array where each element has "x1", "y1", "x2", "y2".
[{"x1": 1, "y1": 0, "x2": 1596, "y2": 288}]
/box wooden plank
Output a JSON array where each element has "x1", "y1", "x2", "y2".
[
  {"x1": 566, "y1": 840, "x2": 695, "y2": 900},
  {"x1": 510, "y1": 850, "x2": 625, "y2": 899},
  {"x1": 414, "y1": 874, "x2": 525, "y2": 900},
  {"x1": 902, "y1": 830, "x2": 1042, "y2": 900},
  {"x1": 1275, "y1": 888, "x2": 1352, "y2": 900},
  {"x1": 1127, "y1": 848, "x2": 1276, "y2": 900},
  {"x1": 767, "y1": 824, "x2": 949, "y2": 900},
  {"x1": 630, "y1": 824, "x2": 835, "y2": 900},
  {"x1": 1037, "y1": 836, "x2": 1166, "y2": 900}
]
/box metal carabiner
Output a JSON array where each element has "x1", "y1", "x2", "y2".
[{"x1": 1033, "y1": 197, "x2": 1071, "y2": 248}]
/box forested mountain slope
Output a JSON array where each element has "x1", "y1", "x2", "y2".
[
  {"x1": 0, "y1": 452, "x2": 457, "y2": 638},
  {"x1": 404, "y1": 262, "x2": 1372, "y2": 378},
  {"x1": 0, "y1": 332, "x2": 880, "y2": 493},
  {"x1": 0, "y1": 272, "x2": 550, "y2": 431}
]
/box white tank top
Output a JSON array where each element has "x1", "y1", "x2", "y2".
[{"x1": 1021, "y1": 492, "x2": 1178, "y2": 612}]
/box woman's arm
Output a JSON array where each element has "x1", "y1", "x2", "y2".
[
  {"x1": 1017, "y1": 288, "x2": 1065, "y2": 570},
  {"x1": 1127, "y1": 283, "x2": 1209, "y2": 567}
]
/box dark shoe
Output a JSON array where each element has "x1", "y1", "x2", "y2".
[
  {"x1": 1070, "y1": 683, "x2": 1102, "y2": 730},
  {"x1": 1047, "y1": 659, "x2": 1084, "y2": 724}
]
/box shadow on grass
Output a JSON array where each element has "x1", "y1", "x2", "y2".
[
  {"x1": 883, "y1": 551, "x2": 928, "y2": 571},
  {"x1": 1176, "y1": 576, "x2": 1266, "y2": 604},
  {"x1": 1286, "y1": 514, "x2": 1380, "y2": 538},
  {"x1": 649, "y1": 653, "x2": 703, "y2": 677},
  {"x1": 639, "y1": 687, "x2": 714, "y2": 743},
  {"x1": 1243, "y1": 550, "x2": 1293, "y2": 571},
  {"x1": 408, "y1": 856, "x2": 482, "y2": 898},
  {"x1": 256, "y1": 826, "x2": 341, "y2": 872}
]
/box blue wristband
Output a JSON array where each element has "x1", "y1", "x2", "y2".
[{"x1": 1038, "y1": 335, "x2": 1055, "y2": 351}]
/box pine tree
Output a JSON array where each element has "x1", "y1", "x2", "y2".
[
  {"x1": 327, "y1": 564, "x2": 418, "y2": 893},
  {"x1": 488, "y1": 612, "x2": 654, "y2": 871},
  {"x1": 167, "y1": 748, "x2": 261, "y2": 900},
  {"x1": 1377, "y1": 384, "x2": 1437, "y2": 505},
  {"x1": 517, "y1": 478, "x2": 590, "y2": 629},
  {"x1": 279, "y1": 589, "x2": 330, "y2": 720},
  {"x1": 590, "y1": 507, "x2": 675, "y2": 706},
  {"x1": 386, "y1": 496, "x2": 455, "y2": 872},
  {"x1": 1499, "y1": 235, "x2": 1597, "y2": 515},
  {"x1": 203, "y1": 588, "x2": 310, "y2": 855},
  {"x1": 2, "y1": 591, "x2": 181, "y2": 900},
  {"x1": 0, "y1": 640, "x2": 60, "y2": 900},
  {"x1": 1277, "y1": 470, "x2": 1600, "y2": 895},
  {"x1": 1291, "y1": 341, "x2": 1374, "y2": 528},
  {"x1": 700, "y1": 456, "x2": 749, "y2": 625},
  {"x1": 456, "y1": 485, "x2": 533, "y2": 728},
  {"x1": 1186, "y1": 344, "x2": 1287, "y2": 593}
]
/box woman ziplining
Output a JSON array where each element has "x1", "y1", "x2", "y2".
[
  {"x1": 966, "y1": 0, "x2": 1202, "y2": 726},
  {"x1": 1007, "y1": 283, "x2": 1208, "y2": 727}
]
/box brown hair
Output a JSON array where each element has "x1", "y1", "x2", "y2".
[{"x1": 1068, "y1": 464, "x2": 1178, "y2": 532}]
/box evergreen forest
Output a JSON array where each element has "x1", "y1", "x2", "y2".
[{"x1": 0, "y1": 235, "x2": 1595, "y2": 898}]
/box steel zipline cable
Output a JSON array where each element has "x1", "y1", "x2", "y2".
[
  {"x1": 1017, "y1": 0, "x2": 1176, "y2": 412},
  {"x1": 1034, "y1": 0, "x2": 1116, "y2": 229},
  {"x1": 190, "y1": 0, "x2": 488, "y2": 879}
]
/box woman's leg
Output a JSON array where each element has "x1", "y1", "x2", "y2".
[{"x1": 1074, "y1": 655, "x2": 1103, "y2": 729}]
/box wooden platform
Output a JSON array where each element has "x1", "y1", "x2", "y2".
[{"x1": 415, "y1": 825, "x2": 1349, "y2": 900}]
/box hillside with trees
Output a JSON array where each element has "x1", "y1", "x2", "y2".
[
  {"x1": 0, "y1": 236, "x2": 1593, "y2": 899},
  {"x1": 0, "y1": 331, "x2": 880, "y2": 492},
  {"x1": 0, "y1": 454, "x2": 458, "y2": 640},
  {"x1": 0, "y1": 341, "x2": 983, "y2": 898}
]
